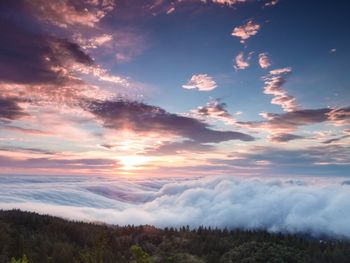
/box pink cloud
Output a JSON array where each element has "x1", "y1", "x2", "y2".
[
  {"x1": 263, "y1": 69, "x2": 299, "y2": 112},
  {"x1": 232, "y1": 20, "x2": 261, "y2": 43},
  {"x1": 264, "y1": 0, "x2": 279, "y2": 7},
  {"x1": 182, "y1": 74, "x2": 218, "y2": 91},
  {"x1": 209, "y1": 0, "x2": 247, "y2": 6},
  {"x1": 193, "y1": 98, "x2": 236, "y2": 125},
  {"x1": 234, "y1": 52, "x2": 252, "y2": 70},
  {"x1": 28, "y1": 0, "x2": 116, "y2": 28},
  {"x1": 269, "y1": 67, "x2": 292, "y2": 75},
  {"x1": 258, "y1": 53, "x2": 271, "y2": 69}
]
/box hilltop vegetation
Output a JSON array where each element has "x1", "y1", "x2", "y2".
[{"x1": 0, "y1": 210, "x2": 349, "y2": 263}]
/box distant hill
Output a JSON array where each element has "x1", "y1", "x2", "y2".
[{"x1": 0, "y1": 210, "x2": 349, "y2": 263}]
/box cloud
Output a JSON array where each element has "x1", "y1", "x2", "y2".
[
  {"x1": 0, "y1": 125, "x2": 51, "y2": 135},
  {"x1": 203, "y1": 0, "x2": 247, "y2": 6},
  {"x1": 258, "y1": 53, "x2": 271, "y2": 69},
  {"x1": 268, "y1": 133, "x2": 305, "y2": 142},
  {"x1": 237, "y1": 108, "x2": 331, "y2": 133},
  {"x1": 144, "y1": 140, "x2": 214, "y2": 155},
  {"x1": 322, "y1": 136, "x2": 349, "y2": 144},
  {"x1": 263, "y1": 68, "x2": 299, "y2": 112},
  {"x1": 264, "y1": 0, "x2": 279, "y2": 7},
  {"x1": 0, "y1": 7, "x2": 128, "y2": 120},
  {"x1": 269, "y1": 67, "x2": 292, "y2": 75},
  {"x1": 322, "y1": 135, "x2": 349, "y2": 144},
  {"x1": 0, "y1": 155, "x2": 118, "y2": 172},
  {"x1": 214, "y1": 145, "x2": 350, "y2": 176},
  {"x1": 0, "y1": 16, "x2": 90, "y2": 85},
  {"x1": 182, "y1": 74, "x2": 217, "y2": 91},
  {"x1": 0, "y1": 175, "x2": 350, "y2": 238},
  {"x1": 234, "y1": 52, "x2": 252, "y2": 70},
  {"x1": 83, "y1": 99, "x2": 254, "y2": 143},
  {"x1": 166, "y1": 7, "x2": 176, "y2": 14},
  {"x1": 232, "y1": 20, "x2": 261, "y2": 44},
  {"x1": 194, "y1": 98, "x2": 236, "y2": 125},
  {"x1": 327, "y1": 107, "x2": 350, "y2": 126},
  {"x1": 73, "y1": 33, "x2": 113, "y2": 49},
  {"x1": 27, "y1": 0, "x2": 116, "y2": 28},
  {"x1": 0, "y1": 146, "x2": 54, "y2": 155},
  {"x1": 237, "y1": 106, "x2": 350, "y2": 135},
  {"x1": 0, "y1": 97, "x2": 29, "y2": 121}
]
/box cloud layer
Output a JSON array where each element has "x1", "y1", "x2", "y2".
[{"x1": 1, "y1": 175, "x2": 349, "y2": 238}]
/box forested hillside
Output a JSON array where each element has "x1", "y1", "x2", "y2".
[{"x1": 0, "y1": 210, "x2": 349, "y2": 263}]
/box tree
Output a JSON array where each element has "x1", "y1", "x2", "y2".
[
  {"x1": 130, "y1": 245, "x2": 153, "y2": 263},
  {"x1": 9, "y1": 254, "x2": 29, "y2": 263}
]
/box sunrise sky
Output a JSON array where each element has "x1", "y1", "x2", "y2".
[{"x1": 0, "y1": 0, "x2": 350, "y2": 178}]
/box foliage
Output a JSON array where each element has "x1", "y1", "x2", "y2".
[
  {"x1": 9, "y1": 255, "x2": 28, "y2": 263},
  {"x1": 130, "y1": 245, "x2": 153, "y2": 263},
  {"x1": 0, "y1": 210, "x2": 349, "y2": 263}
]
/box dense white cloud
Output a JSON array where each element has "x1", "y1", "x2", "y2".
[
  {"x1": 182, "y1": 74, "x2": 217, "y2": 91},
  {"x1": 232, "y1": 21, "x2": 261, "y2": 43},
  {"x1": 1, "y1": 175, "x2": 350, "y2": 238}
]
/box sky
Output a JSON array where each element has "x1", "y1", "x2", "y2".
[{"x1": 0, "y1": 0, "x2": 350, "y2": 178}]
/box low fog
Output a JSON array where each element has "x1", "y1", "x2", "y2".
[{"x1": 0, "y1": 175, "x2": 349, "y2": 238}]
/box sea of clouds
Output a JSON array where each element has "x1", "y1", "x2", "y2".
[{"x1": 0, "y1": 175, "x2": 349, "y2": 238}]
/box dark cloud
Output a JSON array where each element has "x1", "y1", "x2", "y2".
[
  {"x1": 322, "y1": 135, "x2": 349, "y2": 144},
  {"x1": 0, "y1": 97, "x2": 28, "y2": 121},
  {"x1": 238, "y1": 108, "x2": 332, "y2": 133},
  {"x1": 0, "y1": 1, "x2": 93, "y2": 85},
  {"x1": 268, "y1": 133, "x2": 304, "y2": 142},
  {"x1": 83, "y1": 99, "x2": 255, "y2": 143}
]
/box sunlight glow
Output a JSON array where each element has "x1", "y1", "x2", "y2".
[{"x1": 118, "y1": 155, "x2": 151, "y2": 170}]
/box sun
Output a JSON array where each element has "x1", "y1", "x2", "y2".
[{"x1": 118, "y1": 155, "x2": 150, "y2": 170}]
